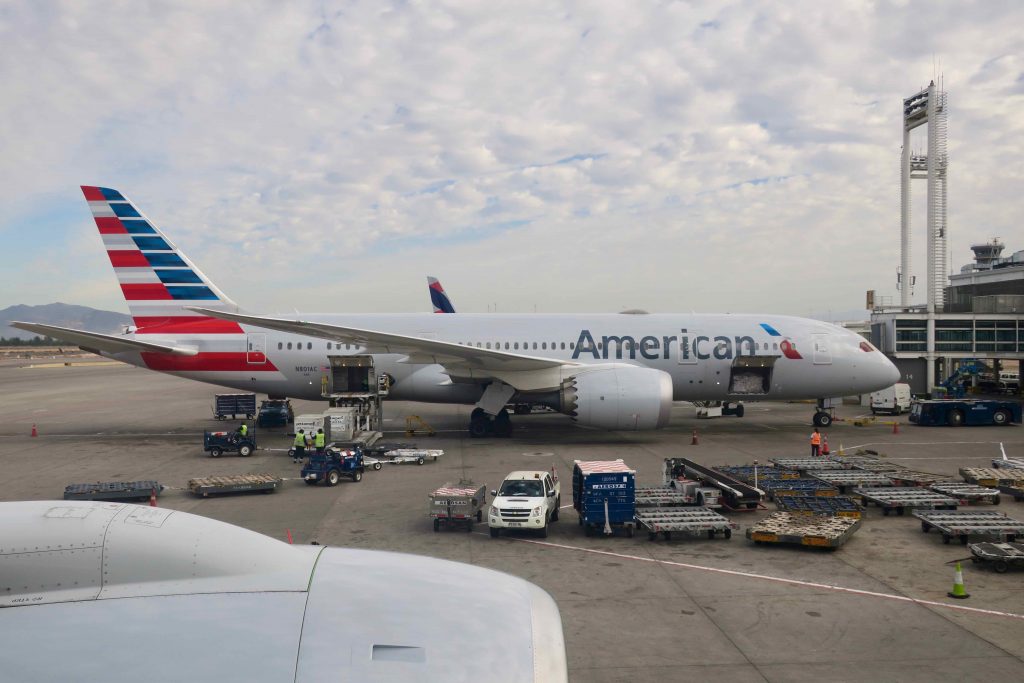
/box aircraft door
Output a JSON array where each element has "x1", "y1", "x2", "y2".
[
  {"x1": 247, "y1": 333, "x2": 267, "y2": 364},
  {"x1": 812, "y1": 333, "x2": 832, "y2": 365}
]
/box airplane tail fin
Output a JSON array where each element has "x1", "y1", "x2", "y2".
[
  {"x1": 81, "y1": 186, "x2": 242, "y2": 334},
  {"x1": 427, "y1": 276, "x2": 456, "y2": 313}
]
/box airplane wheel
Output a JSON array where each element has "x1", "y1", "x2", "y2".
[
  {"x1": 469, "y1": 418, "x2": 489, "y2": 438},
  {"x1": 814, "y1": 412, "x2": 833, "y2": 427}
]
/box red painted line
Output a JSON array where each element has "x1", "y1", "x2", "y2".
[
  {"x1": 487, "y1": 535, "x2": 1024, "y2": 621},
  {"x1": 133, "y1": 317, "x2": 244, "y2": 334},
  {"x1": 141, "y1": 351, "x2": 278, "y2": 372},
  {"x1": 81, "y1": 185, "x2": 104, "y2": 201},
  {"x1": 108, "y1": 250, "x2": 149, "y2": 267},
  {"x1": 121, "y1": 283, "x2": 171, "y2": 300},
  {"x1": 94, "y1": 216, "x2": 126, "y2": 234}
]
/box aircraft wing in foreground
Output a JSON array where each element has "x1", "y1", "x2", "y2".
[{"x1": 0, "y1": 500, "x2": 567, "y2": 682}]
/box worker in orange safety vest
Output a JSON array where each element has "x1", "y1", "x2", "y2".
[{"x1": 810, "y1": 428, "x2": 822, "y2": 457}]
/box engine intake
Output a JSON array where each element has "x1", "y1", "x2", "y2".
[{"x1": 559, "y1": 365, "x2": 672, "y2": 430}]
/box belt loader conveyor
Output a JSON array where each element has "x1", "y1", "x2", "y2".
[
  {"x1": 854, "y1": 487, "x2": 961, "y2": 516},
  {"x1": 914, "y1": 509, "x2": 1024, "y2": 545},
  {"x1": 666, "y1": 459, "x2": 761, "y2": 509},
  {"x1": 635, "y1": 507, "x2": 737, "y2": 541}
]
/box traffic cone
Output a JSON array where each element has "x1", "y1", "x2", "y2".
[
  {"x1": 149, "y1": 488, "x2": 157, "y2": 507},
  {"x1": 838, "y1": 443, "x2": 845, "y2": 457},
  {"x1": 892, "y1": 421, "x2": 900, "y2": 435},
  {"x1": 948, "y1": 562, "x2": 970, "y2": 599},
  {"x1": 31, "y1": 424, "x2": 37, "y2": 437},
  {"x1": 822, "y1": 434, "x2": 831, "y2": 455},
  {"x1": 286, "y1": 529, "x2": 293, "y2": 544},
  {"x1": 691, "y1": 429, "x2": 699, "y2": 445}
]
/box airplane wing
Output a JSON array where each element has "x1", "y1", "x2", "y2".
[
  {"x1": 9, "y1": 322, "x2": 198, "y2": 356},
  {"x1": 188, "y1": 307, "x2": 573, "y2": 373}
]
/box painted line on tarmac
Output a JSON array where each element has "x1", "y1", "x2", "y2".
[{"x1": 486, "y1": 535, "x2": 1024, "y2": 622}]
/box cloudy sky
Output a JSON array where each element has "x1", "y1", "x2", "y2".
[{"x1": 1, "y1": 1, "x2": 1022, "y2": 319}]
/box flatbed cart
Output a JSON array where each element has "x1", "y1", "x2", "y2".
[
  {"x1": 999, "y1": 484, "x2": 1024, "y2": 502},
  {"x1": 887, "y1": 470, "x2": 951, "y2": 487},
  {"x1": 969, "y1": 542, "x2": 1024, "y2": 573},
  {"x1": 993, "y1": 457, "x2": 1024, "y2": 470},
  {"x1": 854, "y1": 487, "x2": 961, "y2": 516},
  {"x1": 848, "y1": 460, "x2": 908, "y2": 473},
  {"x1": 714, "y1": 465, "x2": 799, "y2": 483},
  {"x1": 635, "y1": 486, "x2": 698, "y2": 507},
  {"x1": 760, "y1": 478, "x2": 838, "y2": 500},
  {"x1": 929, "y1": 482, "x2": 1001, "y2": 505},
  {"x1": 746, "y1": 512, "x2": 861, "y2": 549},
  {"x1": 380, "y1": 448, "x2": 443, "y2": 466},
  {"x1": 959, "y1": 467, "x2": 1024, "y2": 487},
  {"x1": 666, "y1": 458, "x2": 761, "y2": 509},
  {"x1": 64, "y1": 480, "x2": 160, "y2": 502},
  {"x1": 188, "y1": 474, "x2": 281, "y2": 497},
  {"x1": 914, "y1": 509, "x2": 1024, "y2": 545},
  {"x1": 808, "y1": 470, "x2": 895, "y2": 494},
  {"x1": 429, "y1": 482, "x2": 486, "y2": 532},
  {"x1": 635, "y1": 507, "x2": 737, "y2": 541},
  {"x1": 770, "y1": 458, "x2": 849, "y2": 472},
  {"x1": 774, "y1": 495, "x2": 863, "y2": 519}
]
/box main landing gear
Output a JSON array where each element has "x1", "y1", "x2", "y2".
[
  {"x1": 812, "y1": 399, "x2": 834, "y2": 427},
  {"x1": 469, "y1": 407, "x2": 513, "y2": 438}
]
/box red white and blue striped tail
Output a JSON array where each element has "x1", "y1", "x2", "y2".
[
  {"x1": 81, "y1": 186, "x2": 242, "y2": 335},
  {"x1": 427, "y1": 276, "x2": 456, "y2": 313}
]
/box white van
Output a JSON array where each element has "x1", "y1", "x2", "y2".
[{"x1": 870, "y1": 383, "x2": 912, "y2": 415}]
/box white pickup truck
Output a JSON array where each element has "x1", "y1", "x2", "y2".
[{"x1": 488, "y1": 470, "x2": 560, "y2": 538}]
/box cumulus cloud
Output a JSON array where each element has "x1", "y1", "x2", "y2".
[{"x1": 1, "y1": 0, "x2": 1022, "y2": 316}]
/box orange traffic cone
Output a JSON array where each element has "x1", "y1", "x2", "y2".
[
  {"x1": 893, "y1": 421, "x2": 900, "y2": 435},
  {"x1": 31, "y1": 424, "x2": 37, "y2": 437},
  {"x1": 286, "y1": 529, "x2": 293, "y2": 544},
  {"x1": 149, "y1": 488, "x2": 157, "y2": 507},
  {"x1": 822, "y1": 434, "x2": 831, "y2": 455},
  {"x1": 691, "y1": 429, "x2": 699, "y2": 445}
]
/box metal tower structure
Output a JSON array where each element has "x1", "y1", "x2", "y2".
[{"x1": 900, "y1": 80, "x2": 948, "y2": 311}]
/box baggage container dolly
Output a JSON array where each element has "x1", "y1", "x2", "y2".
[
  {"x1": 63, "y1": 480, "x2": 161, "y2": 502},
  {"x1": 887, "y1": 470, "x2": 951, "y2": 487},
  {"x1": 999, "y1": 484, "x2": 1024, "y2": 502},
  {"x1": 746, "y1": 512, "x2": 861, "y2": 549},
  {"x1": 993, "y1": 457, "x2": 1024, "y2": 470},
  {"x1": 854, "y1": 487, "x2": 961, "y2": 516},
  {"x1": 428, "y1": 482, "x2": 487, "y2": 532},
  {"x1": 188, "y1": 474, "x2": 281, "y2": 497},
  {"x1": 714, "y1": 465, "x2": 799, "y2": 483},
  {"x1": 959, "y1": 467, "x2": 1024, "y2": 487},
  {"x1": 849, "y1": 460, "x2": 908, "y2": 473},
  {"x1": 807, "y1": 470, "x2": 895, "y2": 494},
  {"x1": 770, "y1": 458, "x2": 849, "y2": 473},
  {"x1": 969, "y1": 542, "x2": 1024, "y2": 573},
  {"x1": 929, "y1": 482, "x2": 1001, "y2": 505},
  {"x1": 573, "y1": 460, "x2": 637, "y2": 537},
  {"x1": 635, "y1": 507, "x2": 737, "y2": 541},
  {"x1": 914, "y1": 509, "x2": 1024, "y2": 545},
  {"x1": 774, "y1": 495, "x2": 863, "y2": 519},
  {"x1": 759, "y1": 478, "x2": 839, "y2": 500}
]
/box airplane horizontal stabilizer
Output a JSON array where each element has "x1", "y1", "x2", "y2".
[{"x1": 10, "y1": 322, "x2": 198, "y2": 356}]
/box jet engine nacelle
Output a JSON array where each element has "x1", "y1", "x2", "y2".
[{"x1": 559, "y1": 365, "x2": 672, "y2": 430}]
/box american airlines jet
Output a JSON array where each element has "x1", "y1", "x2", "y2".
[{"x1": 14, "y1": 187, "x2": 900, "y2": 435}]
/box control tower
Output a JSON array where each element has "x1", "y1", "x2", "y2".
[{"x1": 900, "y1": 80, "x2": 948, "y2": 311}]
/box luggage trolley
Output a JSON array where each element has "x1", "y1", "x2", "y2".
[{"x1": 429, "y1": 482, "x2": 487, "y2": 532}]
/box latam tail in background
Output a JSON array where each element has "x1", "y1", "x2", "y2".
[
  {"x1": 13, "y1": 187, "x2": 901, "y2": 435},
  {"x1": 427, "y1": 276, "x2": 456, "y2": 313}
]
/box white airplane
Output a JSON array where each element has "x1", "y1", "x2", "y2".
[
  {"x1": 0, "y1": 500, "x2": 567, "y2": 681},
  {"x1": 13, "y1": 187, "x2": 900, "y2": 435}
]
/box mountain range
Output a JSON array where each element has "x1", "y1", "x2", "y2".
[{"x1": 1, "y1": 303, "x2": 130, "y2": 340}]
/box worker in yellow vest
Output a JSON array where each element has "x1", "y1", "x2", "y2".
[
  {"x1": 292, "y1": 429, "x2": 306, "y2": 464},
  {"x1": 810, "y1": 428, "x2": 822, "y2": 457},
  {"x1": 314, "y1": 427, "x2": 326, "y2": 454}
]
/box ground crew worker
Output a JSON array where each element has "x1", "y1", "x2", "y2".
[
  {"x1": 293, "y1": 429, "x2": 306, "y2": 464},
  {"x1": 314, "y1": 427, "x2": 326, "y2": 454},
  {"x1": 810, "y1": 428, "x2": 822, "y2": 457},
  {"x1": 238, "y1": 422, "x2": 248, "y2": 439}
]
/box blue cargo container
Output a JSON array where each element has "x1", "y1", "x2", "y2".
[
  {"x1": 572, "y1": 460, "x2": 636, "y2": 537},
  {"x1": 909, "y1": 400, "x2": 1022, "y2": 427}
]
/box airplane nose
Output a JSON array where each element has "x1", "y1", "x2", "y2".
[{"x1": 882, "y1": 356, "x2": 901, "y2": 386}]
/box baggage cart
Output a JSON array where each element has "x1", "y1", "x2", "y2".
[
  {"x1": 429, "y1": 482, "x2": 486, "y2": 532},
  {"x1": 770, "y1": 458, "x2": 849, "y2": 472},
  {"x1": 914, "y1": 509, "x2": 1024, "y2": 545},
  {"x1": 929, "y1": 482, "x2": 1000, "y2": 505},
  {"x1": 999, "y1": 484, "x2": 1024, "y2": 502},
  {"x1": 760, "y1": 478, "x2": 839, "y2": 500},
  {"x1": 848, "y1": 460, "x2": 908, "y2": 473},
  {"x1": 746, "y1": 512, "x2": 861, "y2": 549},
  {"x1": 959, "y1": 467, "x2": 1024, "y2": 487},
  {"x1": 635, "y1": 507, "x2": 737, "y2": 541},
  {"x1": 188, "y1": 474, "x2": 281, "y2": 497},
  {"x1": 380, "y1": 448, "x2": 444, "y2": 465},
  {"x1": 665, "y1": 458, "x2": 761, "y2": 509},
  {"x1": 573, "y1": 460, "x2": 636, "y2": 537},
  {"x1": 714, "y1": 465, "x2": 799, "y2": 483},
  {"x1": 774, "y1": 495, "x2": 863, "y2": 519},
  {"x1": 808, "y1": 470, "x2": 895, "y2": 494},
  {"x1": 854, "y1": 487, "x2": 961, "y2": 516},
  {"x1": 63, "y1": 480, "x2": 160, "y2": 502},
  {"x1": 887, "y1": 470, "x2": 950, "y2": 487},
  {"x1": 635, "y1": 486, "x2": 698, "y2": 507},
  {"x1": 993, "y1": 457, "x2": 1024, "y2": 470},
  {"x1": 969, "y1": 542, "x2": 1024, "y2": 573},
  {"x1": 213, "y1": 393, "x2": 256, "y2": 420}
]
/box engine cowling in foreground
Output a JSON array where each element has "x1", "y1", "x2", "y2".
[{"x1": 559, "y1": 365, "x2": 673, "y2": 430}]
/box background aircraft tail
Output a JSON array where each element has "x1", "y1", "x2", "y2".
[
  {"x1": 82, "y1": 186, "x2": 242, "y2": 334},
  {"x1": 427, "y1": 276, "x2": 456, "y2": 313}
]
